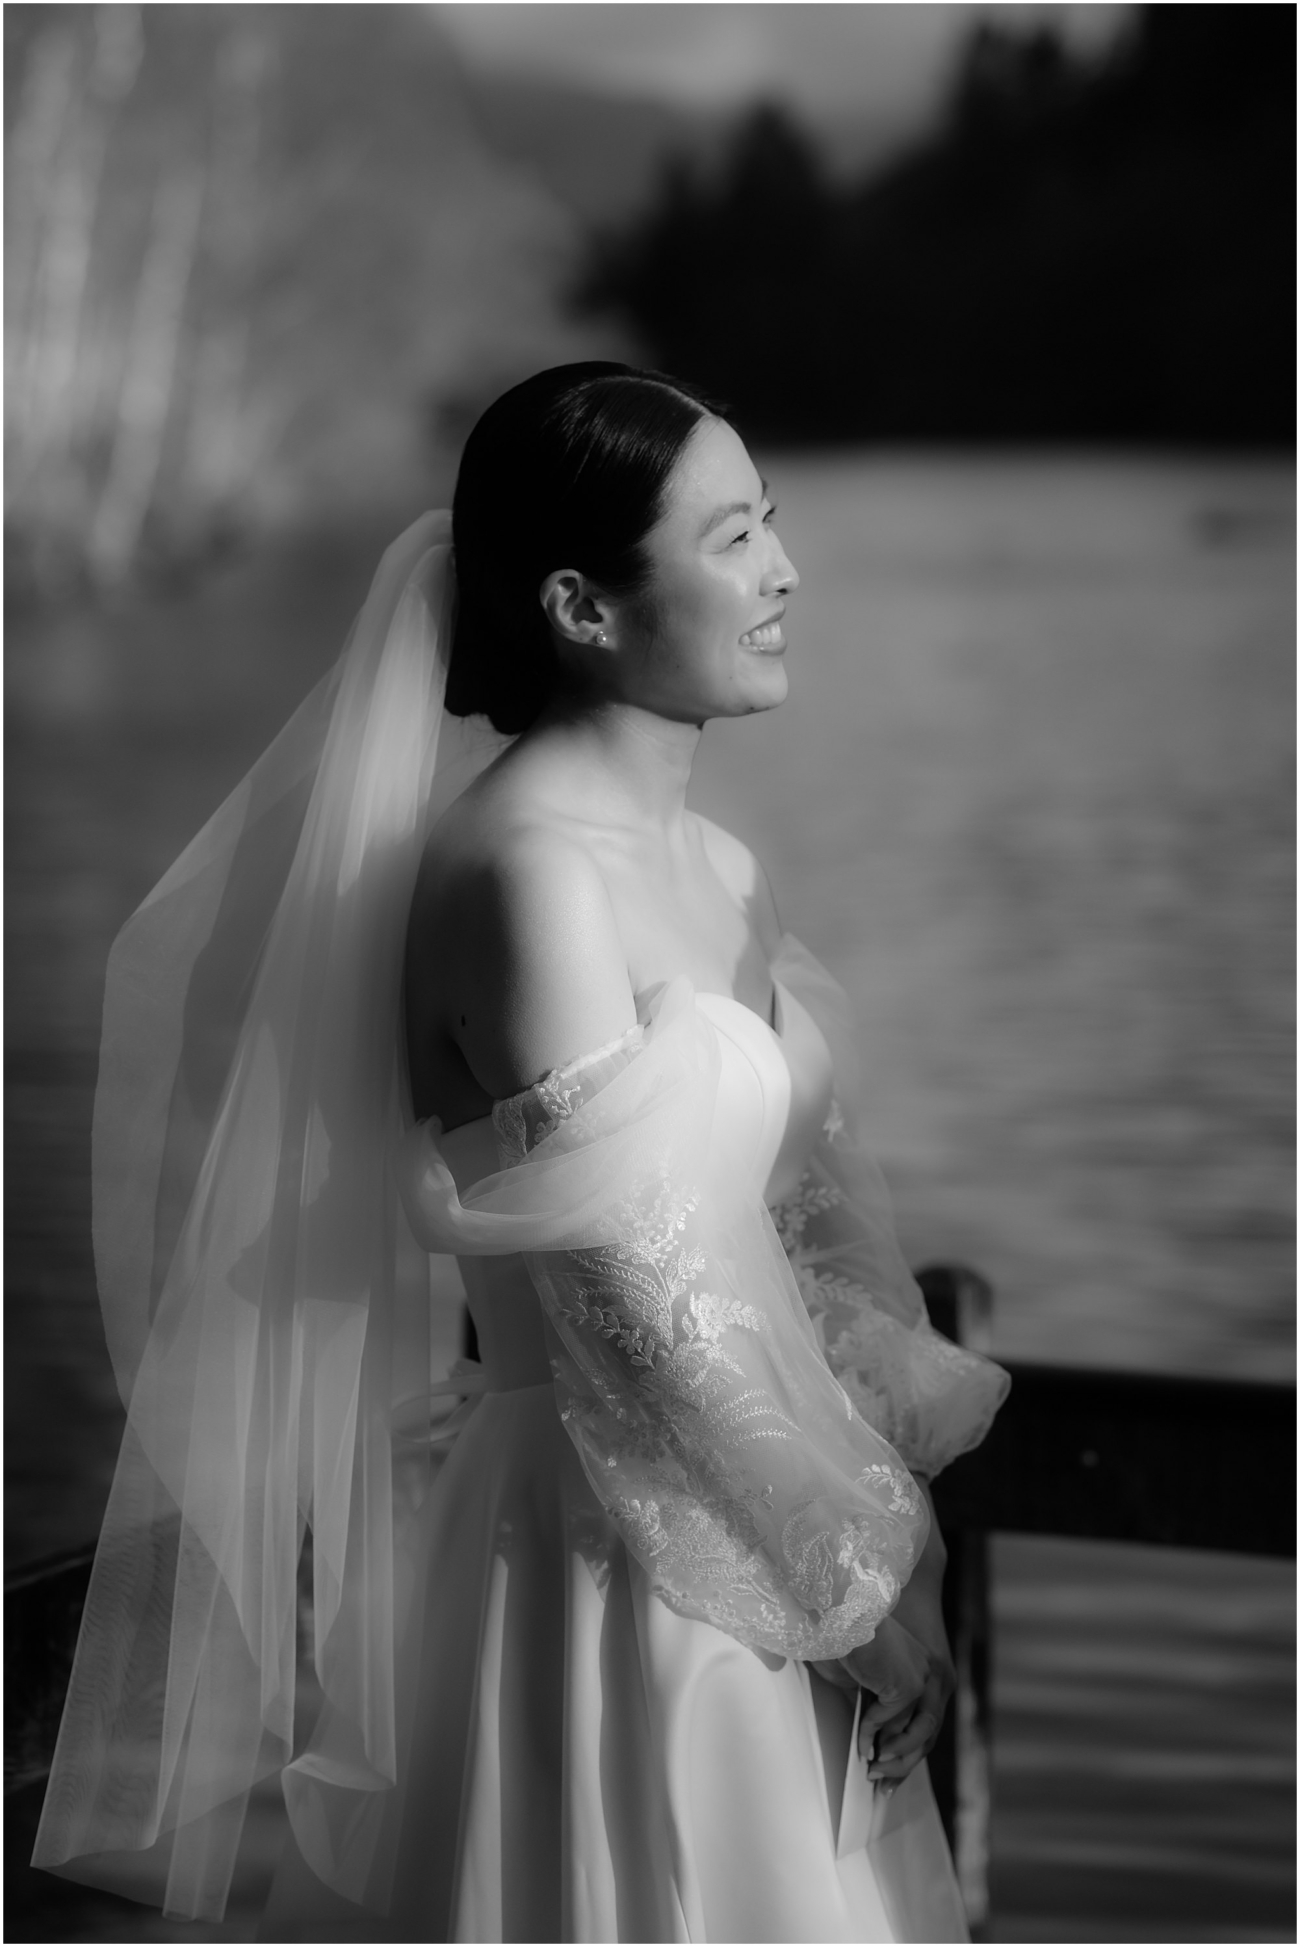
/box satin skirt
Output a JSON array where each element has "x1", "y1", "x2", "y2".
[{"x1": 261, "y1": 1385, "x2": 967, "y2": 1943}]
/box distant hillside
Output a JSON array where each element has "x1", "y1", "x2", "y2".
[
  {"x1": 4, "y1": 6, "x2": 622, "y2": 592},
  {"x1": 580, "y1": 5, "x2": 1296, "y2": 445},
  {"x1": 458, "y1": 71, "x2": 915, "y2": 227},
  {"x1": 458, "y1": 73, "x2": 735, "y2": 226}
]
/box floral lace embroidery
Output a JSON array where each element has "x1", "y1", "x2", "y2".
[
  {"x1": 555, "y1": 1171, "x2": 793, "y2": 1449},
  {"x1": 775, "y1": 1157, "x2": 1009, "y2": 1476},
  {"x1": 601, "y1": 1480, "x2": 903, "y2": 1659},
  {"x1": 492, "y1": 1024, "x2": 646, "y2": 1162},
  {"x1": 781, "y1": 1500, "x2": 898, "y2": 1620},
  {"x1": 535, "y1": 1144, "x2": 921, "y2": 1659},
  {"x1": 856, "y1": 1459, "x2": 922, "y2": 1514},
  {"x1": 492, "y1": 1093, "x2": 528, "y2": 1165},
  {"x1": 535, "y1": 1070, "x2": 588, "y2": 1129},
  {"x1": 770, "y1": 1176, "x2": 846, "y2": 1254},
  {"x1": 493, "y1": 1012, "x2": 941, "y2": 1660}
]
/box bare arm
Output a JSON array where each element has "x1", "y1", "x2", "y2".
[{"x1": 444, "y1": 830, "x2": 639, "y2": 1102}]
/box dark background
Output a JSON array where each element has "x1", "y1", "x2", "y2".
[{"x1": 582, "y1": 7, "x2": 1295, "y2": 445}]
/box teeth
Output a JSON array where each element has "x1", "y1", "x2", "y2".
[{"x1": 742, "y1": 623, "x2": 782, "y2": 648}]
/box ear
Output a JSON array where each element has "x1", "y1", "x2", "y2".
[{"x1": 539, "y1": 569, "x2": 614, "y2": 648}]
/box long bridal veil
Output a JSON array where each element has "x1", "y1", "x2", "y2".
[{"x1": 33, "y1": 511, "x2": 486, "y2": 1922}]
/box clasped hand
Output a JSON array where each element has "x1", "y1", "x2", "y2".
[{"x1": 812, "y1": 1601, "x2": 954, "y2": 1792}]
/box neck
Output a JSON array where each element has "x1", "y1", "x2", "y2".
[{"x1": 526, "y1": 693, "x2": 702, "y2": 836}]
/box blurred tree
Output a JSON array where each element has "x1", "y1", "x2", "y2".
[
  {"x1": 4, "y1": 4, "x2": 614, "y2": 596},
  {"x1": 583, "y1": 107, "x2": 838, "y2": 436},
  {"x1": 579, "y1": 4, "x2": 1295, "y2": 448}
]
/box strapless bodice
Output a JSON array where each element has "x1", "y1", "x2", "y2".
[
  {"x1": 693, "y1": 981, "x2": 834, "y2": 1207},
  {"x1": 432, "y1": 982, "x2": 835, "y2": 1394},
  {"x1": 436, "y1": 979, "x2": 833, "y2": 1213}
]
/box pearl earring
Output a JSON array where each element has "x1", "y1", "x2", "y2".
[{"x1": 595, "y1": 630, "x2": 608, "y2": 646}]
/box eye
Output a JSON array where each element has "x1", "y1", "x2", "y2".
[
  {"x1": 728, "y1": 528, "x2": 751, "y2": 547},
  {"x1": 763, "y1": 504, "x2": 777, "y2": 526}
]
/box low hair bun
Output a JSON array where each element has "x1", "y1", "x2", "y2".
[{"x1": 443, "y1": 559, "x2": 558, "y2": 735}]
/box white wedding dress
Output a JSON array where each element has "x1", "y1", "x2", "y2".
[
  {"x1": 261, "y1": 937, "x2": 1007, "y2": 1942},
  {"x1": 32, "y1": 514, "x2": 1007, "y2": 1943}
]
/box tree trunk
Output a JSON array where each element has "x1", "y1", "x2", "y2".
[{"x1": 88, "y1": 156, "x2": 207, "y2": 585}]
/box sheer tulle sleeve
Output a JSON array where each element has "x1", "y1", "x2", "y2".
[
  {"x1": 398, "y1": 982, "x2": 929, "y2": 1662},
  {"x1": 770, "y1": 937, "x2": 1010, "y2": 1479}
]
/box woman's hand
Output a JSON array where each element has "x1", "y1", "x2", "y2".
[
  {"x1": 811, "y1": 1484, "x2": 955, "y2": 1787},
  {"x1": 832, "y1": 1482, "x2": 956, "y2": 1790},
  {"x1": 848, "y1": 1590, "x2": 955, "y2": 1790},
  {"x1": 861, "y1": 1474, "x2": 955, "y2": 1788},
  {"x1": 863, "y1": 1632, "x2": 953, "y2": 1789},
  {"x1": 838, "y1": 1616, "x2": 930, "y2": 1721}
]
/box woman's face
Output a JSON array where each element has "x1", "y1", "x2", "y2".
[{"x1": 616, "y1": 418, "x2": 799, "y2": 724}]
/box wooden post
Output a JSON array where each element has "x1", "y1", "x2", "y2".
[
  {"x1": 941, "y1": 1524, "x2": 992, "y2": 1938},
  {"x1": 917, "y1": 1264, "x2": 995, "y2": 1941}
]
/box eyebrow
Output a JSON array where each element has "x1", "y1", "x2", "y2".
[{"x1": 699, "y1": 478, "x2": 770, "y2": 539}]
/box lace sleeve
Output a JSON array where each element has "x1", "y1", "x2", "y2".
[
  {"x1": 480, "y1": 989, "x2": 930, "y2": 1662},
  {"x1": 770, "y1": 937, "x2": 1010, "y2": 1479}
]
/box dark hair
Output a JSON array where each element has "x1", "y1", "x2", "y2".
[{"x1": 446, "y1": 362, "x2": 722, "y2": 734}]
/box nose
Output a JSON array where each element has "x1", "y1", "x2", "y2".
[{"x1": 763, "y1": 530, "x2": 799, "y2": 596}]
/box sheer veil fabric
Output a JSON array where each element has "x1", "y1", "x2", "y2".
[{"x1": 33, "y1": 511, "x2": 484, "y2": 1921}]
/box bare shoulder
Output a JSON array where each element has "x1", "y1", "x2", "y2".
[
  {"x1": 410, "y1": 801, "x2": 636, "y2": 1101},
  {"x1": 693, "y1": 813, "x2": 784, "y2": 957}
]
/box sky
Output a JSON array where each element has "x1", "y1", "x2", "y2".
[{"x1": 434, "y1": 3, "x2": 1135, "y2": 122}]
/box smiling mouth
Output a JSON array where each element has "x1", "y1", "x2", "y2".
[{"x1": 740, "y1": 611, "x2": 786, "y2": 651}]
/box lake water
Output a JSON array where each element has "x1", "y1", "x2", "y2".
[
  {"x1": 694, "y1": 452, "x2": 1295, "y2": 1381},
  {"x1": 6, "y1": 453, "x2": 1293, "y2": 1939}
]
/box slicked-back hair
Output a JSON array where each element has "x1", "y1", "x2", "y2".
[{"x1": 447, "y1": 363, "x2": 722, "y2": 735}]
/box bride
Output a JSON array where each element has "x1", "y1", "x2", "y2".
[{"x1": 34, "y1": 364, "x2": 1007, "y2": 1942}]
